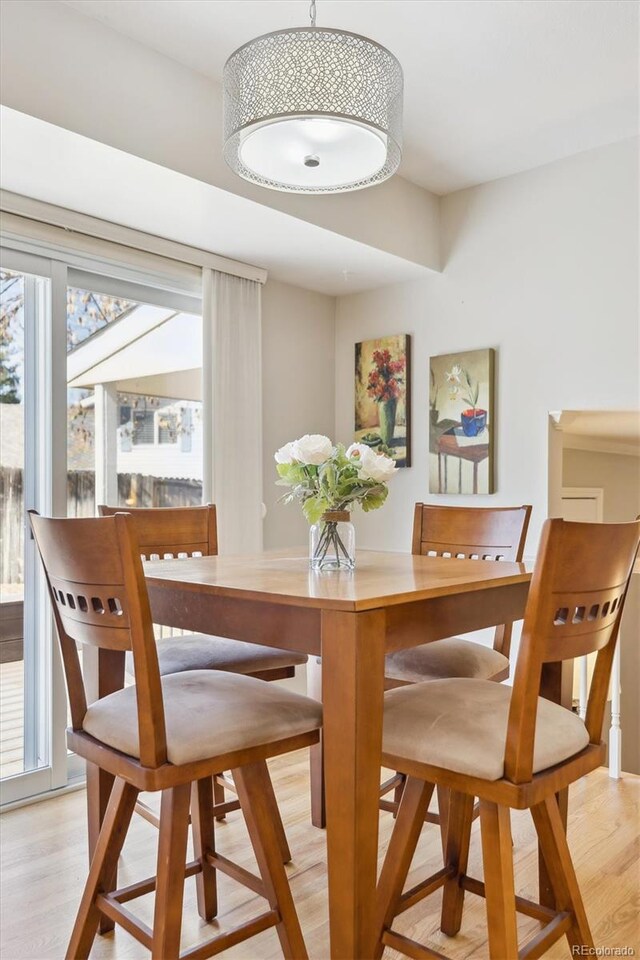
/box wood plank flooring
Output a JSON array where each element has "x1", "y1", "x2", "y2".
[{"x1": 0, "y1": 756, "x2": 638, "y2": 959}]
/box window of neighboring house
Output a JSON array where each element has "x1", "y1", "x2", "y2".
[
  {"x1": 132, "y1": 407, "x2": 155, "y2": 445},
  {"x1": 158, "y1": 411, "x2": 178, "y2": 444}
]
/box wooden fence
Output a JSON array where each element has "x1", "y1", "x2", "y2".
[{"x1": 1, "y1": 467, "x2": 203, "y2": 585}]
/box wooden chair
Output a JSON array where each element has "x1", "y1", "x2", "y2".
[
  {"x1": 98, "y1": 503, "x2": 307, "y2": 833},
  {"x1": 379, "y1": 503, "x2": 531, "y2": 824},
  {"x1": 374, "y1": 517, "x2": 640, "y2": 960},
  {"x1": 30, "y1": 511, "x2": 321, "y2": 960}
]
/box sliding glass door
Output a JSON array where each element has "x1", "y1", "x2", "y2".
[
  {"x1": 0, "y1": 249, "x2": 68, "y2": 803},
  {"x1": 0, "y1": 240, "x2": 203, "y2": 805}
]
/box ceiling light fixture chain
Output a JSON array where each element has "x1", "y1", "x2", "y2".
[{"x1": 309, "y1": 0, "x2": 317, "y2": 28}]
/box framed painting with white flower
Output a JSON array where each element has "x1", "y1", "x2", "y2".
[
  {"x1": 354, "y1": 334, "x2": 411, "y2": 467},
  {"x1": 429, "y1": 348, "x2": 495, "y2": 494}
]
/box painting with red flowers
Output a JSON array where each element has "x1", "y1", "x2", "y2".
[{"x1": 354, "y1": 334, "x2": 411, "y2": 467}]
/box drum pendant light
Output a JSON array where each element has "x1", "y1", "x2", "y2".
[{"x1": 223, "y1": 1, "x2": 404, "y2": 194}]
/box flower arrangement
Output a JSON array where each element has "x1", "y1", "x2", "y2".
[
  {"x1": 275, "y1": 434, "x2": 397, "y2": 569},
  {"x1": 367, "y1": 348, "x2": 405, "y2": 403},
  {"x1": 275, "y1": 434, "x2": 397, "y2": 523}
]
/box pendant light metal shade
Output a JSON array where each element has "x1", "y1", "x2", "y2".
[{"x1": 223, "y1": 26, "x2": 403, "y2": 194}]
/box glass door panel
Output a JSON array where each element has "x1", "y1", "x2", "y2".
[{"x1": 0, "y1": 262, "x2": 52, "y2": 794}]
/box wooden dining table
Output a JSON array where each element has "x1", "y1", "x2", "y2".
[{"x1": 87, "y1": 547, "x2": 572, "y2": 959}]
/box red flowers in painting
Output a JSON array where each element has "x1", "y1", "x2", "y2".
[{"x1": 367, "y1": 349, "x2": 405, "y2": 403}]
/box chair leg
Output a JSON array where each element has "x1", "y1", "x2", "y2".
[
  {"x1": 86, "y1": 763, "x2": 117, "y2": 935},
  {"x1": 191, "y1": 778, "x2": 218, "y2": 922},
  {"x1": 479, "y1": 800, "x2": 518, "y2": 960},
  {"x1": 309, "y1": 735, "x2": 326, "y2": 829},
  {"x1": 531, "y1": 795, "x2": 594, "y2": 951},
  {"x1": 233, "y1": 761, "x2": 308, "y2": 960},
  {"x1": 374, "y1": 777, "x2": 435, "y2": 960},
  {"x1": 213, "y1": 772, "x2": 227, "y2": 821},
  {"x1": 436, "y1": 785, "x2": 451, "y2": 860},
  {"x1": 393, "y1": 772, "x2": 407, "y2": 817},
  {"x1": 440, "y1": 790, "x2": 475, "y2": 936},
  {"x1": 66, "y1": 777, "x2": 139, "y2": 960},
  {"x1": 151, "y1": 784, "x2": 191, "y2": 960},
  {"x1": 261, "y1": 762, "x2": 292, "y2": 865}
]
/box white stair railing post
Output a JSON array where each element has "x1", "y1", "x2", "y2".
[
  {"x1": 609, "y1": 639, "x2": 622, "y2": 780},
  {"x1": 578, "y1": 656, "x2": 588, "y2": 720}
]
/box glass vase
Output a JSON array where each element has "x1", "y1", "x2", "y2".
[{"x1": 309, "y1": 511, "x2": 355, "y2": 571}]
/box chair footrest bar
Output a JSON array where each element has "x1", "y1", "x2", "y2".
[
  {"x1": 205, "y1": 851, "x2": 267, "y2": 898},
  {"x1": 397, "y1": 866, "x2": 455, "y2": 916},
  {"x1": 383, "y1": 929, "x2": 449, "y2": 960},
  {"x1": 518, "y1": 913, "x2": 573, "y2": 960},
  {"x1": 380, "y1": 773, "x2": 405, "y2": 798},
  {"x1": 214, "y1": 774, "x2": 236, "y2": 793},
  {"x1": 211, "y1": 799, "x2": 241, "y2": 817},
  {"x1": 96, "y1": 894, "x2": 153, "y2": 948},
  {"x1": 461, "y1": 875, "x2": 559, "y2": 922},
  {"x1": 179, "y1": 910, "x2": 280, "y2": 960},
  {"x1": 134, "y1": 799, "x2": 161, "y2": 829},
  {"x1": 108, "y1": 860, "x2": 202, "y2": 905}
]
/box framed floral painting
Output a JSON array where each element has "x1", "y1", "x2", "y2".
[
  {"x1": 354, "y1": 334, "x2": 411, "y2": 468},
  {"x1": 429, "y1": 348, "x2": 495, "y2": 494}
]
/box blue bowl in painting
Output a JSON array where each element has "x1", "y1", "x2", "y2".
[{"x1": 461, "y1": 409, "x2": 487, "y2": 437}]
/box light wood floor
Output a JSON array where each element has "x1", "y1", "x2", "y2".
[{"x1": 1, "y1": 756, "x2": 638, "y2": 960}]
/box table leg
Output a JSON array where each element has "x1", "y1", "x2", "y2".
[
  {"x1": 307, "y1": 657, "x2": 326, "y2": 828},
  {"x1": 438, "y1": 453, "x2": 442, "y2": 493},
  {"x1": 473, "y1": 461, "x2": 478, "y2": 495},
  {"x1": 322, "y1": 608, "x2": 385, "y2": 960},
  {"x1": 538, "y1": 659, "x2": 574, "y2": 908},
  {"x1": 84, "y1": 647, "x2": 125, "y2": 933}
]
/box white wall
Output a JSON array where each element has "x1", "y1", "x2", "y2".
[
  {"x1": 262, "y1": 279, "x2": 336, "y2": 549},
  {"x1": 0, "y1": 0, "x2": 439, "y2": 271},
  {"x1": 335, "y1": 139, "x2": 639, "y2": 554},
  {"x1": 562, "y1": 446, "x2": 640, "y2": 774}
]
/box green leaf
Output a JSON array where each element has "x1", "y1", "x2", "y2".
[
  {"x1": 302, "y1": 495, "x2": 330, "y2": 525},
  {"x1": 361, "y1": 485, "x2": 388, "y2": 512}
]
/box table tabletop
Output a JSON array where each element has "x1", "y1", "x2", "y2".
[{"x1": 145, "y1": 547, "x2": 529, "y2": 612}]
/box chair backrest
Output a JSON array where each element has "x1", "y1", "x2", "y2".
[
  {"x1": 505, "y1": 517, "x2": 640, "y2": 784},
  {"x1": 411, "y1": 503, "x2": 532, "y2": 655},
  {"x1": 98, "y1": 503, "x2": 218, "y2": 560},
  {"x1": 29, "y1": 511, "x2": 167, "y2": 768}
]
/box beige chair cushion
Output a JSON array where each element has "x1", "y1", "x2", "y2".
[
  {"x1": 153, "y1": 635, "x2": 308, "y2": 677},
  {"x1": 83, "y1": 670, "x2": 322, "y2": 766},
  {"x1": 383, "y1": 678, "x2": 589, "y2": 781},
  {"x1": 385, "y1": 637, "x2": 509, "y2": 684}
]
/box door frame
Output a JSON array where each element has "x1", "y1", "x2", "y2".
[
  {"x1": 560, "y1": 487, "x2": 604, "y2": 522},
  {"x1": 0, "y1": 247, "x2": 69, "y2": 805}
]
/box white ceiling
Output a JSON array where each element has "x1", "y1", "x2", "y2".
[
  {"x1": 556, "y1": 410, "x2": 640, "y2": 453},
  {"x1": 60, "y1": 0, "x2": 639, "y2": 195}
]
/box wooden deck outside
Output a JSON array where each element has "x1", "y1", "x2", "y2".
[{"x1": 0, "y1": 659, "x2": 24, "y2": 778}]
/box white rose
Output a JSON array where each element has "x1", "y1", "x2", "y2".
[
  {"x1": 357, "y1": 446, "x2": 398, "y2": 483},
  {"x1": 292, "y1": 434, "x2": 333, "y2": 466},
  {"x1": 274, "y1": 441, "x2": 296, "y2": 464},
  {"x1": 346, "y1": 442, "x2": 370, "y2": 460}
]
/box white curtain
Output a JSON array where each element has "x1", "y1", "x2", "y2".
[{"x1": 202, "y1": 269, "x2": 263, "y2": 554}]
